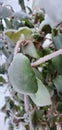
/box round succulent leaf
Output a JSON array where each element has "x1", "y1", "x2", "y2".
[
  {"x1": 13, "y1": 11, "x2": 30, "y2": 20},
  {"x1": 56, "y1": 102, "x2": 62, "y2": 113},
  {"x1": 18, "y1": 93, "x2": 24, "y2": 101},
  {"x1": 8, "y1": 53, "x2": 38, "y2": 94},
  {"x1": 5, "y1": 27, "x2": 33, "y2": 42},
  {"x1": 29, "y1": 78, "x2": 51, "y2": 106},
  {"x1": 53, "y1": 34, "x2": 62, "y2": 49},
  {"x1": 0, "y1": 6, "x2": 13, "y2": 18},
  {"x1": 52, "y1": 55, "x2": 62, "y2": 74},
  {"x1": 22, "y1": 42, "x2": 39, "y2": 59},
  {"x1": 53, "y1": 75, "x2": 62, "y2": 93}
]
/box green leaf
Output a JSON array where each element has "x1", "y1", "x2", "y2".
[
  {"x1": 18, "y1": 0, "x2": 26, "y2": 11},
  {"x1": 53, "y1": 34, "x2": 62, "y2": 49},
  {"x1": 52, "y1": 55, "x2": 62, "y2": 74},
  {"x1": 5, "y1": 27, "x2": 33, "y2": 42},
  {"x1": 26, "y1": 6, "x2": 32, "y2": 14},
  {"x1": 52, "y1": 28, "x2": 57, "y2": 37},
  {"x1": 32, "y1": 32, "x2": 43, "y2": 41},
  {"x1": 58, "y1": 116, "x2": 62, "y2": 122},
  {"x1": 18, "y1": 93, "x2": 24, "y2": 101},
  {"x1": 22, "y1": 42, "x2": 39, "y2": 59},
  {"x1": 29, "y1": 78, "x2": 51, "y2": 106},
  {"x1": 42, "y1": 25, "x2": 51, "y2": 34},
  {"x1": 4, "y1": 18, "x2": 13, "y2": 29},
  {"x1": 53, "y1": 75, "x2": 62, "y2": 93},
  {"x1": 0, "y1": 76, "x2": 6, "y2": 84},
  {"x1": 0, "y1": 6, "x2": 13, "y2": 18},
  {"x1": 0, "y1": 23, "x2": 4, "y2": 31},
  {"x1": 8, "y1": 53, "x2": 38, "y2": 94},
  {"x1": 56, "y1": 102, "x2": 62, "y2": 113},
  {"x1": 25, "y1": 19, "x2": 34, "y2": 28},
  {"x1": 33, "y1": 68, "x2": 43, "y2": 81}
]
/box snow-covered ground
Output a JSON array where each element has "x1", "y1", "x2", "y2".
[
  {"x1": 0, "y1": 112, "x2": 8, "y2": 130},
  {"x1": 0, "y1": 54, "x2": 10, "y2": 130},
  {"x1": 0, "y1": 54, "x2": 9, "y2": 130},
  {"x1": 0, "y1": 0, "x2": 32, "y2": 129},
  {"x1": 0, "y1": 84, "x2": 9, "y2": 130}
]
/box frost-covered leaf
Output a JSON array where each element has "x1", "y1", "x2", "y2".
[
  {"x1": 4, "y1": 18, "x2": 13, "y2": 29},
  {"x1": 29, "y1": 78, "x2": 51, "y2": 106},
  {"x1": 0, "y1": 6, "x2": 13, "y2": 18},
  {"x1": 0, "y1": 40, "x2": 4, "y2": 49},
  {"x1": 0, "y1": 0, "x2": 6, "y2": 3},
  {"x1": 18, "y1": 93, "x2": 24, "y2": 101},
  {"x1": 8, "y1": 53, "x2": 38, "y2": 94},
  {"x1": 52, "y1": 55, "x2": 62, "y2": 74},
  {"x1": 5, "y1": 27, "x2": 33, "y2": 42},
  {"x1": 0, "y1": 76, "x2": 6, "y2": 84},
  {"x1": 53, "y1": 34, "x2": 62, "y2": 49},
  {"x1": 53, "y1": 75, "x2": 62, "y2": 93},
  {"x1": 22, "y1": 42, "x2": 39, "y2": 59},
  {"x1": 13, "y1": 11, "x2": 30, "y2": 20},
  {"x1": 33, "y1": 68, "x2": 43, "y2": 81},
  {"x1": 32, "y1": 0, "x2": 41, "y2": 11},
  {"x1": 18, "y1": 0, "x2": 26, "y2": 11}
]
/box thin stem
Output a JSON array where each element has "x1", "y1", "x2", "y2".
[
  {"x1": 14, "y1": 40, "x2": 24, "y2": 56},
  {"x1": 24, "y1": 95, "x2": 34, "y2": 130},
  {"x1": 31, "y1": 49, "x2": 62, "y2": 67},
  {"x1": 15, "y1": 40, "x2": 62, "y2": 67},
  {"x1": 24, "y1": 95, "x2": 30, "y2": 112},
  {"x1": 29, "y1": 111, "x2": 34, "y2": 130},
  {"x1": 14, "y1": 39, "x2": 31, "y2": 56}
]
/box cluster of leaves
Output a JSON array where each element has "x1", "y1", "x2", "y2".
[{"x1": 0, "y1": 0, "x2": 62, "y2": 130}]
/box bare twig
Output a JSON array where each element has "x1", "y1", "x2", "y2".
[
  {"x1": 14, "y1": 40, "x2": 25, "y2": 56},
  {"x1": 24, "y1": 95, "x2": 35, "y2": 130},
  {"x1": 14, "y1": 39, "x2": 31, "y2": 56},
  {"x1": 24, "y1": 95, "x2": 30, "y2": 112},
  {"x1": 24, "y1": 95, "x2": 34, "y2": 130},
  {"x1": 13, "y1": 116, "x2": 24, "y2": 124},
  {"x1": 15, "y1": 40, "x2": 62, "y2": 67},
  {"x1": 29, "y1": 111, "x2": 34, "y2": 130},
  {"x1": 31, "y1": 49, "x2": 62, "y2": 67}
]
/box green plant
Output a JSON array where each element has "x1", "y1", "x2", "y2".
[{"x1": 0, "y1": 1, "x2": 62, "y2": 130}]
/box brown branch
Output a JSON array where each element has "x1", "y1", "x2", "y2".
[{"x1": 14, "y1": 40, "x2": 62, "y2": 67}]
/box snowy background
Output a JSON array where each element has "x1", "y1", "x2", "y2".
[
  {"x1": 1, "y1": 0, "x2": 33, "y2": 11},
  {"x1": 0, "y1": 0, "x2": 32, "y2": 130}
]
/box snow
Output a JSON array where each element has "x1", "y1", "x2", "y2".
[
  {"x1": 33, "y1": 0, "x2": 62, "y2": 28},
  {"x1": 0, "y1": 112, "x2": 8, "y2": 130},
  {"x1": 2, "y1": 0, "x2": 32, "y2": 12},
  {"x1": 0, "y1": 84, "x2": 10, "y2": 130},
  {"x1": 0, "y1": 54, "x2": 9, "y2": 130},
  {"x1": 0, "y1": 0, "x2": 31, "y2": 129}
]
